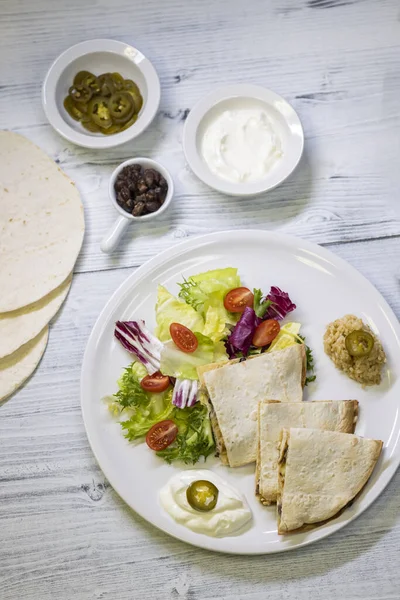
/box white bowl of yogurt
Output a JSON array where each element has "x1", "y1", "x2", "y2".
[{"x1": 183, "y1": 84, "x2": 304, "y2": 196}]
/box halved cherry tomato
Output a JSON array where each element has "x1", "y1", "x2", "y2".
[
  {"x1": 140, "y1": 371, "x2": 171, "y2": 393},
  {"x1": 224, "y1": 287, "x2": 254, "y2": 313},
  {"x1": 170, "y1": 323, "x2": 198, "y2": 353},
  {"x1": 146, "y1": 420, "x2": 178, "y2": 451},
  {"x1": 252, "y1": 319, "x2": 280, "y2": 347}
]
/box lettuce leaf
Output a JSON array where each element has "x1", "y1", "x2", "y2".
[
  {"x1": 178, "y1": 268, "x2": 240, "y2": 340},
  {"x1": 203, "y1": 304, "x2": 230, "y2": 342},
  {"x1": 267, "y1": 322, "x2": 302, "y2": 352},
  {"x1": 160, "y1": 332, "x2": 215, "y2": 380},
  {"x1": 178, "y1": 267, "x2": 240, "y2": 315},
  {"x1": 121, "y1": 395, "x2": 175, "y2": 440},
  {"x1": 107, "y1": 361, "x2": 174, "y2": 440},
  {"x1": 155, "y1": 285, "x2": 204, "y2": 342}
]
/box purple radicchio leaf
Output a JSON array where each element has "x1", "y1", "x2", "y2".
[
  {"x1": 187, "y1": 380, "x2": 198, "y2": 407},
  {"x1": 114, "y1": 320, "x2": 163, "y2": 374},
  {"x1": 264, "y1": 287, "x2": 296, "y2": 320},
  {"x1": 227, "y1": 307, "x2": 261, "y2": 357},
  {"x1": 172, "y1": 379, "x2": 198, "y2": 409}
]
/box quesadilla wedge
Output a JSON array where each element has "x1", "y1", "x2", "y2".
[
  {"x1": 256, "y1": 400, "x2": 359, "y2": 505},
  {"x1": 277, "y1": 427, "x2": 383, "y2": 534},
  {"x1": 201, "y1": 344, "x2": 306, "y2": 467}
]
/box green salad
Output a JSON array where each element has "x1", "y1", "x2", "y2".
[{"x1": 108, "y1": 267, "x2": 315, "y2": 465}]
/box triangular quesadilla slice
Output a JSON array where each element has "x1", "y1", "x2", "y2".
[
  {"x1": 256, "y1": 400, "x2": 359, "y2": 505},
  {"x1": 201, "y1": 344, "x2": 306, "y2": 467},
  {"x1": 277, "y1": 428, "x2": 382, "y2": 534}
]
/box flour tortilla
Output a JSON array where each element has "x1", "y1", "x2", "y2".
[
  {"x1": 277, "y1": 428, "x2": 383, "y2": 534},
  {"x1": 0, "y1": 273, "x2": 71, "y2": 359},
  {"x1": 256, "y1": 400, "x2": 359, "y2": 505},
  {"x1": 0, "y1": 132, "x2": 84, "y2": 312},
  {"x1": 202, "y1": 345, "x2": 305, "y2": 467},
  {"x1": 0, "y1": 327, "x2": 49, "y2": 401}
]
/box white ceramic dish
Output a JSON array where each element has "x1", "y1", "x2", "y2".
[
  {"x1": 81, "y1": 230, "x2": 400, "y2": 554},
  {"x1": 100, "y1": 158, "x2": 174, "y2": 253},
  {"x1": 183, "y1": 85, "x2": 304, "y2": 196},
  {"x1": 42, "y1": 39, "x2": 160, "y2": 149}
]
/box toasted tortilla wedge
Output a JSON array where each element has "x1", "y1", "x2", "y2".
[
  {"x1": 256, "y1": 400, "x2": 359, "y2": 505},
  {"x1": 202, "y1": 344, "x2": 306, "y2": 467},
  {"x1": 277, "y1": 428, "x2": 382, "y2": 534}
]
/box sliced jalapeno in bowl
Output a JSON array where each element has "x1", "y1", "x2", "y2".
[{"x1": 63, "y1": 70, "x2": 143, "y2": 135}]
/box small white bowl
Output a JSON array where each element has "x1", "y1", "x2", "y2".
[
  {"x1": 42, "y1": 39, "x2": 160, "y2": 149},
  {"x1": 183, "y1": 84, "x2": 304, "y2": 196},
  {"x1": 100, "y1": 158, "x2": 174, "y2": 253}
]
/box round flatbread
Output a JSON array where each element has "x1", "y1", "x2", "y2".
[
  {"x1": 0, "y1": 273, "x2": 71, "y2": 359},
  {"x1": 0, "y1": 327, "x2": 49, "y2": 402},
  {"x1": 0, "y1": 131, "x2": 84, "y2": 312}
]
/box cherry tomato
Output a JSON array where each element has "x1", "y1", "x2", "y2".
[
  {"x1": 223, "y1": 287, "x2": 254, "y2": 313},
  {"x1": 252, "y1": 319, "x2": 280, "y2": 347},
  {"x1": 140, "y1": 371, "x2": 170, "y2": 393},
  {"x1": 145, "y1": 420, "x2": 178, "y2": 451},
  {"x1": 170, "y1": 323, "x2": 198, "y2": 353}
]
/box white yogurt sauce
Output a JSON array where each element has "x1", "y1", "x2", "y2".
[
  {"x1": 201, "y1": 107, "x2": 282, "y2": 183},
  {"x1": 159, "y1": 470, "x2": 252, "y2": 537}
]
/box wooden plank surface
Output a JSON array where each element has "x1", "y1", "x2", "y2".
[{"x1": 0, "y1": 0, "x2": 399, "y2": 598}]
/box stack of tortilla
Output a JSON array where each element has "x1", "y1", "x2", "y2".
[
  {"x1": 200, "y1": 345, "x2": 383, "y2": 533},
  {"x1": 0, "y1": 132, "x2": 85, "y2": 401}
]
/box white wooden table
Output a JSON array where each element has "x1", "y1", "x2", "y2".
[{"x1": 1, "y1": 0, "x2": 399, "y2": 598}]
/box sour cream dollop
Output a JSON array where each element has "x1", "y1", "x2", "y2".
[
  {"x1": 201, "y1": 107, "x2": 282, "y2": 183},
  {"x1": 159, "y1": 470, "x2": 252, "y2": 537}
]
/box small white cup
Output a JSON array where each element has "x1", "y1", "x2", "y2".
[{"x1": 100, "y1": 157, "x2": 174, "y2": 253}]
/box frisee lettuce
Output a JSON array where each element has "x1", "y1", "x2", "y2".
[{"x1": 156, "y1": 402, "x2": 215, "y2": 465}]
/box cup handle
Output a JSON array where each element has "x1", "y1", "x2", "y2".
[{"x1": 100, "y1": 215, "x2": 131, "y2": 253}]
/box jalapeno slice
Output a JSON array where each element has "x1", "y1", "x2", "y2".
[
  {"x1": 345, "y1": 330, "x2": 374, "y2": 358},
  {"x1": 126, "y1": 89, "x2": 143, "y2": 114},
  {"x1": 68, "y1": 84, "x2": 92, "y2": 104},
  {"x1": 120, "y1": 114, "x2": 138, "y2": 131},
  {"x1": 81, "y1": 117, "x2": 101, "y2": 133},
  {"x1": 73, "y1": 70, "x2": 95, "y2": 86},
  {"x1": 98, "y1": 73, "x2": 115, "y2": 97},
  {"x1": 63, "y1": 96, "x2": 85, "y2": 121},
  {"x1": 102, "y1": 124, "x2": 122, "y2": 135},
  {"x1": 111, "y1": 72, "x2": 125, "y2": 91},
  {"x1": 186, "y1": 480, "x2": 219, "y2": 512},
  {"x1": 80, "y1": 74, "x2": 100, "y2": 94},
  {"x1": 88, "y1": 97, "x2": 112, "y2": 129},
  {"x1": 108, "y1": 92, "x2": 135, "y2": 124},
  {"x1": 124, "y1": 79, "x2": 141, "y2": 94}
]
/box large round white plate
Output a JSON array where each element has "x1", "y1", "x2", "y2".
[{"x1": 81, "y1": 231, "x2": 400, "y2": 554}]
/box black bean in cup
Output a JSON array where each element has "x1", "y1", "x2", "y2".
[{"x1": 114, "y1": 165, "x2": 168, "y2": 217}]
